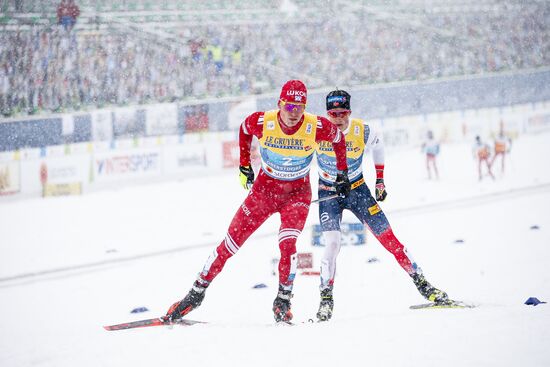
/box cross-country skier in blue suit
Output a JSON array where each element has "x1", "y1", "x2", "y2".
[{"x1": 314, "y1": 89, "x2": 450, "y2": 321}]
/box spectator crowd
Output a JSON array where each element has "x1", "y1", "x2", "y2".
[{"x1": 1, "y1": 1, "x2": 548, "y2": 117}]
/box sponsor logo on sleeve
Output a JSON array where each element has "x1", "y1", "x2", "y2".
[
  {"x1": 241, "y1": 203, "x2": 251, "y2": 216},
  {"x1": 291, "y1": 202, "x2": 310, "y2": 210}
]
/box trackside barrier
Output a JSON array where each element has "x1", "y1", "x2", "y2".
[
  {"x1": 0, "y1": 102, "x2": 548, "y2": 201},
  {"x1": 0, "y1": 132, "x2": 233, "y2": 200}
]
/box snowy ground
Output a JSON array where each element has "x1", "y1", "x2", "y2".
[{"x1": 1, "y1": 132, "x2": 549, "y2": 367}]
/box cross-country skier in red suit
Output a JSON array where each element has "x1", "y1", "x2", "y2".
[{"x1": 164, "y1": 80, "x2": 350, "y2": 323}]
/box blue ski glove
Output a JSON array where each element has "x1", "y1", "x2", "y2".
[
  {"x1": 335, "y1": 170, "x2": 351, "y2": 198},
  {"x1": 239, "y1": 165, "x2": 255, "y2": 190},
  {"x1": 375, "y1": 178, "x2": 387, "y2": 201}
]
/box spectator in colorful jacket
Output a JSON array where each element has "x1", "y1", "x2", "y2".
[{"x1": 57, "y1": 0, "x2": 80, "y2": 32}]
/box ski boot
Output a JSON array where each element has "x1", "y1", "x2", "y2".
[
  {"x1": 411, "y1": 272, "x2": 449, "y2": 304},
  {"x1": 164, "y1": 279, "x2": 208, "y2": 322},
  {"x1": 272, "y1": 285, "x2": 293, "y2": 323},
  {"x1": 316, "y1": 287, "x2": 334, "y2": 322}
]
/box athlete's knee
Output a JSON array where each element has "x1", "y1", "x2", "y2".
[
  {"x1": 376, "y1": 228, "x2": 404, "y2": 252},
  {"x1": 279, "y1": 240, "x2": 297, "y2": 258},
  {"x1": 322, "y1": 230, "x2": 341, "y2": 250},
  {"x1": 278, "y1": 228, "x2": 300, "y2": 252},
  {"x1": 367, "y1": 214, "x2": 391, "y2": 236}
]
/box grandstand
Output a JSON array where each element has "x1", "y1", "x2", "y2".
[{"x1": 0, "y1": 0, "x2": 548, "y2": 118}]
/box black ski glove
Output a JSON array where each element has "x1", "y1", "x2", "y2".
[
  {"x1": 335, "y1": 170, "x2": 351, "y2": 198},
  {"x1": 375, "y1": 178, "x2": 387, "y2": 201},
  {"x1": 239, "y1": 165, "x2": 255, "y2": 190}
]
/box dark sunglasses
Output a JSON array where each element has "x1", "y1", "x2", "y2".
[{"x1": 327, "y1": 110, "x2": 351, "y2": 118}]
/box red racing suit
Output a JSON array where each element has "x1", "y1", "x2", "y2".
[{"x1": 198, "y1": 110, "x2": 347, "y2": 290}]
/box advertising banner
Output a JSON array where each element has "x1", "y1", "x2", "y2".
[
  {"x1": 61, "y1": 114, "x2": 74, "y2": 136},
  {"x1": 91, "y1": 109, "x2": 113, "y2": 141},
  {"x1": 38, "y1": 157, "x2": 88, "y2": 184},
  {"x1": 18, "y1": 155, "x2": 90, "y2": 195},
  {"x1": 113, "y1": 107, "x2": 141, "y2": 138},
  {"x1": 222, "y1": 140, "x2": 239, "y2": 168},
  {"x1": 182, "y1": 104, "x2": 209, "y2": 133},
  {"x1": 145, "y1": 103, "x2": 178, "y2": 136},
  {"x1": 92, "y1": 148, "x2": 161, "y2": 182},
  {"x1": 527, "y1": 112, "x2": 550, "y2": 133},
  {"x1": 0, "y1": 161, "x2": 20, "y2": 196},
  {"x1": 228, "y1": 97, "x2": 257, "y2": 130},
  {"x1": 43, "y1": 182, "x2": 82, "y2": 197},
  {"x1": 163, "y1": 144, "x2": 208, "y2": 174}
]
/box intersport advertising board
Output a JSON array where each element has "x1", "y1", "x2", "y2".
[{"x1": 92, "y1": 148, "x2": 162, "y2": 182}]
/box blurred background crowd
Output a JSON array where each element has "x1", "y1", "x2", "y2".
[{"x1": 0, "y1": 0, "x2": 548, "y2": 117}]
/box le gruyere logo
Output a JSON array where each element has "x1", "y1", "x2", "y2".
[{"x1": 264, "y1": 136, "x2": 305, "y2": 150}]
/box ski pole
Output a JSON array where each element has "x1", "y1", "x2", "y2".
[{"x1": 311, "y1": 194, "x2": 342, "y2": 204}]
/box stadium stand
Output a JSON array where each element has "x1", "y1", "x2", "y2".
[{"x1": 0, "y1": 0, "x2": 548, "y2": 117}]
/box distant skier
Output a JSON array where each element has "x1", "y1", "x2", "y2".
[
  {"x1": 164, "y1": 80, "x2": 350, "y2": 323},
  {"x1": 490, "y1": 130, "x2": 512, "y2": 175},
  {"x1": 473, "y1": 135, "x2": 495, "y2": 181},
  {"x1": 422, "y1": 130, "x2": 440, "y2": 180},
  {"x1": 314, "y1": 89, "x2": 449, "y2": 321}
]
